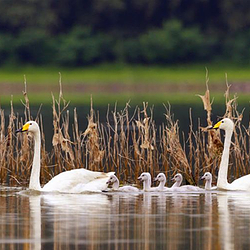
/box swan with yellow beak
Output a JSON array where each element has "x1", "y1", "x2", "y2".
[
  {"x1": 16, "y1": 121, "x2": 114, "y2": 193},
  {"x1": 212, "y1": 118, "x2": 250, "y2": 191}
]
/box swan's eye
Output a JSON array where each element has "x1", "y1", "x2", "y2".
[
  {"x1": 221, "y1": 121, "x2": 224, "y2": 123},
  {"x1": 30, "y1": 123, "x2": 32, "y2": 126}
]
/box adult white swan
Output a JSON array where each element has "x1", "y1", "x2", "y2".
[
  {"x1": 213, "y1": 118, "x2": 250, "y2": 191},
  {"x1": 16, "y1": 121, "x2": 114, "y2": 193}
]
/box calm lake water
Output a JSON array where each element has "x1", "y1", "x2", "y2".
[{"x1": 1, "y1": 188, "x2": 250, "y2": 250}]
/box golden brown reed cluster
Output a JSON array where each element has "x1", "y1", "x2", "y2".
[{"x1": 0, "y1": 74, "x2": 248, "y2": 187}]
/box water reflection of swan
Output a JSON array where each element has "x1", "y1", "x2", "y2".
[
  {"x1": 29, "y1": 195, "x2": 42, "y2": 250},
  {"x1": 217, "y1": 192, "x2": 250, "y2": 250},
  {"x1": 16, "y1": 121, "x2": 114, "y2": 192},
  {"x1": 25, "y1": 193, "x2": 111, "y2": 250},
  {"x1": 42, "y1": 193, "x2": 110, "y2": 215}
]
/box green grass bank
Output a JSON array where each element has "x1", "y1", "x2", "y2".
[{"x1": 0, "y1": 63, "x2": 250, "y2": 106}]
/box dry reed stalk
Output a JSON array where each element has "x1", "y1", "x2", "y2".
[
  {"x1": 2, "y1": 73, "x2": 250, "y2": 188},
  {"x1": 125, "y1": 103, "x2": 131, "y2": 180},
  {"x1": 135, "y1": 102, "x2": 155, "y2": 178},
  {"x1": 117, "y1": 106, "x2": 128, "y2": 180},
  {"x1": 195, "y1": 71, "x2": 224, "y2": 185},
  {"x1": 51, "y1": 74, "x2": 74, "y2": 176},
  {"x1": 159, "y1": 124, "x2": 170, "y2": 178},
  {"x1": 197, "y1": 71, "x2": 223, "y2": 159},
  {"x1": 0, "y1": 109, "x2": 7, "y2": 184},
  {"x1": 105, "y1": 105, "x2": 113, "y2": 173},
  {"x1": 72, "y1": 108, "x2": 83, "y2": 169},
  {"x1": 132, "y1": 122, "x2": 142, "y2": 180},
  {"x1": 164, "y1": 104, "x2": 195, "y2": 185},
  {"x1": 110, "y1": 104, "x2": 119, "y2": 176},
  {"x1": 83, "y1": 96, "x2": 104, "y2": 171},
  {"x1": 222, "y1": 78, "x2": 246, "y2": 180}
]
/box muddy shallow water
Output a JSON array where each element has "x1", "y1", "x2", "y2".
[{"x1": 1, "y1": 188, "x2": 250, "y2": 250}]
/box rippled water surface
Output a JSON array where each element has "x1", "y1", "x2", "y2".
[{"x1": 1, "y1": 188, "x2": 250, "y2": 250}]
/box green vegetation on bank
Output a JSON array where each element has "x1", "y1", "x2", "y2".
[
  {"x1": 1, "y1": 1, "x2": 250, "y2": 67},
  {"x1": 1, "y1": 18, "x2": 250, "y2": 68},
  {"x1": 1, "y1": 63, "x2": 250, "y2": 85},
  {"x1": 0, "y1": 63, "x2": 250, "y2": 106},
  {"x1": 1, "y1": 87, "x2": 250, "y2": 107}
]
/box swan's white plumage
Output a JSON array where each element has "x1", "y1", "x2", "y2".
[
  {"x1": 17, "y1": 121, "x2": 114, "y2": 193},
  {"x1": 214, "y1": 118, "x2": 250, "y2": 191},
  {"x1": 170, "y1": 173, "x2": 203, "y2": 192},
  {"x1": 43, "y1": 169, "x2": 114, "y2": 193}
]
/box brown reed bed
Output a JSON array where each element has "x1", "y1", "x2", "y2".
[{"x1": 0, "y1": 74, "x2": 249, "y2": 187}]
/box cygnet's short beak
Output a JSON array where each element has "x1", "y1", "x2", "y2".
[{"x1": 137, "y1": 177, "x2": 142, "y2": 181}]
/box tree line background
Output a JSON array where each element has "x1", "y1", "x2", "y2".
[{"x1": 0, "y1": 0, "x2": 250, "y2": 66}]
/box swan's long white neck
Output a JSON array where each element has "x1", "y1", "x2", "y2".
[
  {"x1": 217, "y1": 129, "x2": 233, "y2": 189},
  {"x1": 172, "y1": 182, "x2": 179, "y2": 188},
  {"x1": 29, "y1": 131, "x2": 41, "y2": 191},
  {"x1": 158, "y1": 179, "x2": 166, "y2": 191},
  {"x1": 112, "y1": 177, "x2": 119, "y2": 190},
  {"x1": 171, "y1": 176, "x2": 182, "y2": 188},
  {"x1": 205, "y1": 179, "x2": 212, "y2": 190},
  {"x1": 143, "y1": 178, "x2": 151, "y2": 191}
]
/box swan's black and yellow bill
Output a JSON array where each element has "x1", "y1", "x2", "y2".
[
  {"x1": 207, "y1": 120, "x2": 222, "y2": 130},
  {"x1": 15, "y1": 123, "x2": 30, "y2": 133},
  {"x1": 213, "y1": 120, "x2": 222, "y2": 129}
]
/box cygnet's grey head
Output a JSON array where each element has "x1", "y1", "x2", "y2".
[
  {"x1": 172, "y1": 173, "x2": 183, "y2": 184},
  {"x1": 138, "y1": 172, "x2": 151, "y2": 182},
  {"x1": 201, "y1": 172, "x2": 212, "y2": 181},
  {"x1": 154, "y1": 173, "x2": 166, "y2": 182},
  {"x1": 106, "y1": 175, "x2": 118, "y2": 185}
]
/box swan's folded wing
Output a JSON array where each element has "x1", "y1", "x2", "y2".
[
  {"x1": 229, "y1": 174, "x2": 250, "y2": 191},
  {"x1": 42, "y1": 169, "x2": 114, "y2": 193}
]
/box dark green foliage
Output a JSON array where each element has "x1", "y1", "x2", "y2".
[
  {"x1": 138, "y1": 21, "x2": 205, "y2": 63},
  {"x1": 223, "y1": 31, "x2": 250, "y2": 63},
  {"x1": 14, "y1": 30, "x2": 56, "y2": 64},
  {"x1": 0, "y1": 0, "x2": 250, "y2": 66},
  {"x1": 56, "y1": 27, "x2": 115, "y2": 66},
  {"x1": 0, "y1": 34, "x2": 13, "y2": 65}
]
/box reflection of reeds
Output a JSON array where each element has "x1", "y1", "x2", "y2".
[{"x1": 0, "y1": 76, "x2": 249, "y2": 187}]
